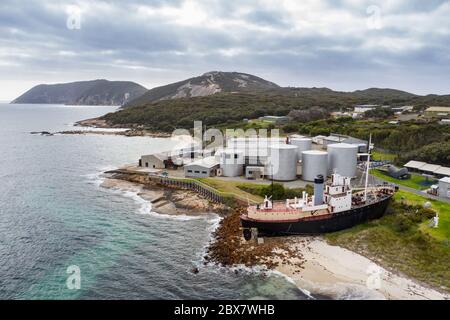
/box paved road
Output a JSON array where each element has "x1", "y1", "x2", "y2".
[{"x1": 370, "y1": 174, "x2": 450, "y2": 204}]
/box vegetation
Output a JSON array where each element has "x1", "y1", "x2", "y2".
[
  {"x1": 394, "y1": 190, "x2": 450, "y2": 241},
  {"x1": 371, "y1": 150, "x2": 397, "y2": 162},
  {"x1": 101, "y1": 85, "x2": 450, "y2": 134},
  {"x1": 364, "y1": 107, "x2": 395, "y2": 119},
  {"x1": 197, "y1": 178, "x2": 264, "y2": 203},
  {"x1": 293, "y1": 118, "x2": 450, "y2": 166},
  {"x1": 326, "y1": 193, "x2": 450, "y2": 292},
  {"x1": 398, "y1": 141, "x2": 450, "y2": 167},
  {"x1": 370, "y1": 169, "x2": 437, "y2": 190},
  {"x1": 237, "y1": 183, "x2": 313, "y2": 201}
]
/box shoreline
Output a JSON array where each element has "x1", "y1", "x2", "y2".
[
  {"x1": 102, "y1": 169, "x2": 449, "y2": 300},
  {"x1": 273, "y1": 238, "x2": 449, "y2": 300},
  {"x1": 44, "y1": 117, "x2": 172, "y2": 137}
]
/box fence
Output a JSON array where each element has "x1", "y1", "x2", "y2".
[{"x1": 107, "y1": 169, "x2": 258, "y2": 207}]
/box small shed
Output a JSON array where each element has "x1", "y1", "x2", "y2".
[
  {"x1": 245, "y1": 166, "x2": 265, "y2": 180},
  {"x1": 140, "y1": 153, "x2": 168, "y2": 169},
  {"x1": 184, "y1": 157, "x2": 220, "y2": 178}
]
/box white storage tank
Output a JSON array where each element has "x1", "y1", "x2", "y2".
[
  {"x1": 327, "y1": 143, "x2": 358, "y2": 177},
  {"x1": 220, "y1": 150, "x2": 244, "y2": 177},
  {"x1": 290, "y1": 137, "x2": 312, "y2": 160},
  {"x1": 268, "y1": 145, "x2": 298, "y2": 181},
  {"x1": 302, "y1": 150, "x2": 328, "y2": 182}
]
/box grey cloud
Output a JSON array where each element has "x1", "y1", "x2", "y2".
[{"x1": 0, "y1": 0, "x2": 449, "y2": 99}]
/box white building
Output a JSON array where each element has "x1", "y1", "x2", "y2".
[
  {"x1": 354, "y1": 104, "x2": 379, "y2": 113},
  {"x1": 438, "y1": 177, "x2": 450, "y2": 198},
  {"x1": 139, "y1": 153, "x2": 168, "y2": 169},
  {"x1": 245, "y1": 166, "x2": 265, "y2": 179},
  {"x1": 184, "y1": 157, "x2": 220, "y2": 178}
]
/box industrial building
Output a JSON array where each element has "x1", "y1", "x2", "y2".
[
  {"x1": 258, "y1": 115, "x2": 290, "y2": 124},
  {"x1": 139, "y1": 153, "x2": 168, "y2": 169},
  {"x1": 425, "y1": 106, "x2": 450, "y2": 118},
  {"x1": 438, "y1": 177, "x2": 450, "y2": 198},
  {"x1": 354, "y1": 104, "x2": 379, "y2": 113},
  {"x1": 184, "y1": 157, "x2": 220, "y2": 178},
  {"x1": 137, "y1": 133, "x2": 364, "y2": 184},
  {"x1": 219, "y1": 150, "x2": 244, "y2": 177},
  {"x1": 404, "y1": 160, "x2": 450, "y2": 178}
]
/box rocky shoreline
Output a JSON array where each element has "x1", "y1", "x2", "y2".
[
  {"x1": 104, "y1": 170, "x2": 449, "y2": 300},
  {"x1": 74, "y1": 118, "x2": 172, "y2": 137},
  {"x1": 104, "y1": 172, "x2": 229, "y2": 215}
]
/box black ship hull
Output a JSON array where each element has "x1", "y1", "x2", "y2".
[{"x1": 241, "y1": 196, "x2": 392, "y2": 235}]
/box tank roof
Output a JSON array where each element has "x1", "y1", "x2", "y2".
[
  {"x1": 269, "y1": 144, "x2": 298, "y2": 149},
  {"x1": 327, "y1": 143, "x2": 359, "y2": 149},
  {"x1": 302, "y1": 150, "x2": 328, "y2": 155}
]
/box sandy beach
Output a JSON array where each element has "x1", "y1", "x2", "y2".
[
  {"x1": 275, "y1": 237, "x2": 449, "y2": 300},
  {"x1": 101, "y1": 174, "x2": 448, "y2": 300}
]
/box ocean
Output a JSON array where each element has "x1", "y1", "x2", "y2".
[{"x1": 0, "y1": 103, "x2": 309, "y2": 300}]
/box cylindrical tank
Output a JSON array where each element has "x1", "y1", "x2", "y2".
[
  {"x1": 290, "y1": 137, "x2": 312, "y2": 160},
  {"x1": 220, "y1": 150, "x2": 244, "y2": 177},
  {"x1": 302, "y1": 150, "x2": 328, "y2": 182},
  {"x1": 327, "y1": 143, "x2": 358, "y2": 177},
  {"x1": 268, "y1": 145, "x2": 298, "y2": 181}
]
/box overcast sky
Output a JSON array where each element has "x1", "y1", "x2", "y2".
[{"x1": 1, "y1": 0, "x2": 449, "y2": 101}]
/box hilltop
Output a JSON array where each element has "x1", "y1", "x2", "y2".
[
  {"x1": 12, "y1": 79, "x2": 147, "y2": 106},
  {"x1": 125, "y1": 71, "x2": 279, "y2": 106}
]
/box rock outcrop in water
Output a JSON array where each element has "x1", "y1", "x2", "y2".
[{"x1": 206, "y1": 208, "x2": 306, "y2": 271}]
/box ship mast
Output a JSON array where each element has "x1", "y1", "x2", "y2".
[{"x1": 364, "y1": 134, "x2": 372, "y2": 202}]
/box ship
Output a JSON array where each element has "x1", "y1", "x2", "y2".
[{"x1": 241, "y1": 173, "x2": 396, "y2": 238}]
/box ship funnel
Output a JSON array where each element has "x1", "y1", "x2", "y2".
[{"x1": 314, "y1": 175, "x2": 324, "y2": 206}]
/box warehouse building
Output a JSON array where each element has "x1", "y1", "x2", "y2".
[
  {"x1": 139, "y1": 153, "x2": 169, "y2": 169},
  {"x1": 404, "y1": 160, "x2": 450, "y2": 178},
  {"x1": 404, "y1": 161, "x2": 428, "y2": 173},
  {"x1": 438, "y1": 177, "x2": 450, "y2": 198},
  {"x1": 425, "y1": 106, "x2": 450, "y2": 118},
  {"x1": 184, "y1": 157, "x2": 220, "y2": 178}
]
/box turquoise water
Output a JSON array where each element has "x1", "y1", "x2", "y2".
[{"x1": 0, "y1": 103, "x2": 309, "y2": 300}]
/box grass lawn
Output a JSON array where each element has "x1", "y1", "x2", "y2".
[
  {"x1": 326, "y1": 190, "x2": 450, "y2": 291},
  {"x1": 370, "y1": 169, "x2": 437, "y2": 190},
  {"x1": 394, "y1": 190, "x2": 450, "y2": 241},
  {"x1": 371, "y1": 150, "x2": 397, "y2": 162},
  {"x1": 197, "y1": 178, "x2": 264, "y2": 203}
]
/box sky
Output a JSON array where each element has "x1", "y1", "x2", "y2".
[{"x1": 0, "y1": 0, "x2": 449, "y2": 101}]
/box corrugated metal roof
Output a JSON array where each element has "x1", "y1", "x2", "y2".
[
  {"x1": 435, "y1": 166, "x2": 450, "y2": 176},
  {"x1": 426, "y1": 106, "x2": 450, "y2": 112},
  {"x1": 421, "y1": 164, "x2": 442, "y2": 172},
  {"x1": 185, "y1": 156, "x2": 219, "y2": 169},
  {"x1": 404, "y1": 160, "x2": 427, "y2": 169}
]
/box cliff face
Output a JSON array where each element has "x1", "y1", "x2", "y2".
[{"x1": 12, "y1": 79, "x2": 147, "y2": 106}]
